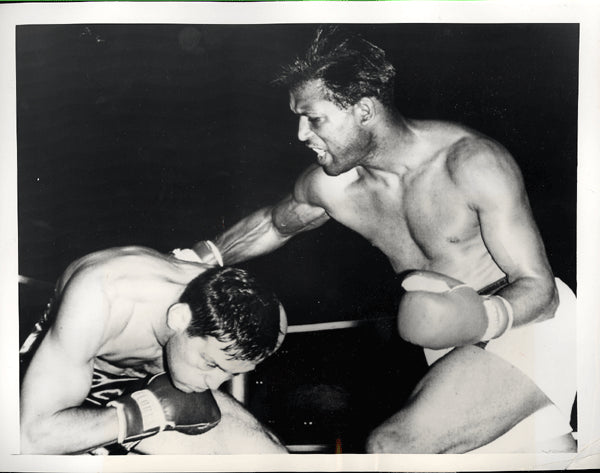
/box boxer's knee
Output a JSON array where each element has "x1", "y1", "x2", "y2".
[
  {"x1": 366, "y1": 407, "x2": 429, "y2": 453},
  {"x1": 366, "y1": 423, "x2": 405, "y2": 453},
  {"x1": 366, "y1": 399, "x2": 461, "y2": 454}
]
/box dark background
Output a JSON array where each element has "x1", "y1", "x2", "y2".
[{"x1": 16, "y1": 24, "x2": 578, "y2": 452}]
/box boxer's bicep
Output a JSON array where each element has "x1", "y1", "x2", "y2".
[
  {"x1": 212, "y1": 165, "x2": 330, "y2": 264},
  {"x1": 212, "y1": 198, "x2": 322, "y2": 264},
  {"x1": 450, "y1": 140, "x2": 557, "y2": 324},
  {"x1": 21, "y1": 330, "x2": 95, "y2": 422},
  {"x1": 272, "y1": 164, "x2": 331, "y2": 235},
  {"x1": 272, "y1": 193, "x2": 329, "y2": 236},
  {"x1": 21, "y1": 276, "x2": 106, "y2": 422},
  {"x1": 460, "y1": 146, "x2": 550, "y2": 280}
]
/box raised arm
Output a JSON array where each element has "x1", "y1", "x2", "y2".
[
  {"x1": 20, "y1": 273, "x2": 118, "y2": 454},
  {"x1": 194, "y1": 166, "x2": 331, "y2": 265},
  {"x1": 454, "y1": 138, "x2": 558, "y2": 327}
]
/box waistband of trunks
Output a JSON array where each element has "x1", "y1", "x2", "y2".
[
  {"x1": 85, "y1": 368, "x2": 147, "y2": 407},
  {"x1": 477, "y1": 277, "x2": 509, "y2": 296}
]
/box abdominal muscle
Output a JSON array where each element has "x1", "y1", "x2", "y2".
[
  {"x1": 380, "y1": 234, "x2": 506, "y2": 290},
  {"x1": 322, "y1": 158, "x2": 507, "y2": 289},
  {"x1": 326, "y1": 189, "x2": 505, "y2": 290}
]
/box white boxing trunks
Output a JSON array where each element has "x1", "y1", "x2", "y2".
[{"x1": 424, "y1": 278, "x2": 577, "y2": 452}]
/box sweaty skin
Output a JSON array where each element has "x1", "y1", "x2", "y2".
[
  {"x1": 201, "y1": 78, "x2": 564, "y2": 453},
  {"x1": 20, "y1": 246, "x2": 287, "y2": 454},
  {"x1": 212, "y1": 80, "x2": 557, "y2": 333}
]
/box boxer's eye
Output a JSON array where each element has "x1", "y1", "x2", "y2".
[{"x1": 199, "y1": 354, "x2": 217, "y2": 369}]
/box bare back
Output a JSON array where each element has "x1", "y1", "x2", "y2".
[{"x1": 61, "y1": 246, "x2": 207, "y2": 374}]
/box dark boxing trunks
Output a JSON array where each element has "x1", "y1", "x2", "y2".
[{"x1": 85, "y1": 368, "x2": 146, "y2": 407}]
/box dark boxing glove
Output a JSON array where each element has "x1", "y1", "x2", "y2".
[
  {"x1": 107, "y1": 372, "x2": 221, "y2": 444},
  {"x1": 397, "y1": 270, "x2": 514, "y2": 349}
]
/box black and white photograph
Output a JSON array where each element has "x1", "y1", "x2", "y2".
[{"x1": 1, "y1": 1, "x2": 599, "y2": 471}]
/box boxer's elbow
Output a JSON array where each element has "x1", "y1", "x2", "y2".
[
  {"x1": 547, "y1": 282, "x2": 559, "y2": 314},
  {"x1": 21, "y1": 415, "x2": 67, "y2": 454},
  {"x1": 21, "y1": 422, "x2": 47, "y2": 454},
  {"x1": 535, "y1": 280, "x2": 559, "y2": 322}
]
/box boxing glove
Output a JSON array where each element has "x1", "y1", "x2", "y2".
[
  {"x1": 107, "y1": 372, "x2": 221, "y2": 444},
  {"x1": 396, "y1": 270, "x2": 514, "y2": 349}
]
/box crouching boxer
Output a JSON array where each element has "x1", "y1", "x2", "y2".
[{"x1": 20, "y1": 245, "x2": 288, "y2": 455}]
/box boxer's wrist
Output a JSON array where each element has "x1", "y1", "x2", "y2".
[
  {"x1": 109, "y1": 402, "x2": 127, "y2": 444},
  {"x1": 481, "y1": 295, "x2": 514, "y2": 341},
  {"x1": 193, "y1": 240, "x2": 224, "y2": 267},
  {"x1": 107, "y1": 389, "x2": 169, "y2": 444}
]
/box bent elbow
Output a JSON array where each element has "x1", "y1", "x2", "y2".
[
  {"x1": 21, "y1": 426, "x2": 43, "y2": 454},
  {"x1": 21, "y1": 420, "x2": 62, "y2": 454},
  {"x1": 549, "y1": 283, "x2": 559, "y2": 312},
  {"x1": 536, "y1": 280, "x2": 560, "y2": 322},
  {"x1": 546, "y1": 282, "x2": 560, "y2": 318}
]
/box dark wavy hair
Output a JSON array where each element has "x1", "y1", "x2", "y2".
[
  {"x1": 276, "y1": 25, "x2": 396, "y2": 108},
  {"x1": 179, "y1": 267, "x2": 283, "y2": 362}
]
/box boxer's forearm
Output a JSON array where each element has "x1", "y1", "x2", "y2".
[
  {"x1": 20, "y1": 406, "x2": 119, "y2": 454},
  {"x1": 494, "y1": 275, "x2": 558, "y2": 327},
  {"x1": 207, "y1": 206, "x2": 294, "y2": 266},
  {"x1": 201, "y1": 195, "x2": 329, "y2": 266}
]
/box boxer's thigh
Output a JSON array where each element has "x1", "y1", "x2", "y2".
[
  {"x1": 133, "y1": 389, "x2": 288, "y2": 454},
  {"x1": 368, "y1": 345, "x2": 551, "y2": 453}
]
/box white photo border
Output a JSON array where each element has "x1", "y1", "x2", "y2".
[{"x1": 1, "y1": 1, "x2": 599, "y2": 471}]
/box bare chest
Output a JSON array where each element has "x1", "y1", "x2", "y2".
[
  {"x1": 94, "y1": 301, "x2": 166, "y2": 377},
  {"x1": 326, "y1": 170, "x2": 480, "y2": 271},
  {"x1": 93, "y1": 354, "x2": 164, "y2": 378}
]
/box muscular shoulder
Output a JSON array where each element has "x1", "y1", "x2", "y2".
[
  {"x1": 47, "y1": 264, "x2": 112, "y2": 361},
  {"x1": 59, "y1": 246, "x2": 166, "y2": 290},
  {"x1": 294, "y1": 164, "x2": 358, "y2": 209},
  {"x1": 445, "y1": 136, "x2": 525, "y2": 208},
  {"x1": 55, "y1": 247, "x2": 167, "y2": 345}
]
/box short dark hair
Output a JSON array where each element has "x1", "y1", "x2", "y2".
[
  {"x1": 179, "y1": 266, "x2": 283, "y2": 362},
  {"x1": 276, "y1": 25, "x2": 396, "y2": 108}
]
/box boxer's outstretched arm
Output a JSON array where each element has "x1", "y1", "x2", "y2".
[
  {"x1": 197, "y1": 167, "x2": 330, "y2": 265},
  {"x1": 20, "y1": 275, "x2": 119, "y2": 454}
]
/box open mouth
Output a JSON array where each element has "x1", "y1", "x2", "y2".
[{"x1": 309, "y1": 147, "x2": 328, "y2": 163}]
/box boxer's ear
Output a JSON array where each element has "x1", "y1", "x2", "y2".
[
  {"x1": 275, "y1": 303, "x2": 288, "y2": 352},
  {"x1": 167, "y1": 303, "x2": 192, "y2": 333},
  {"x1": 353, "y1": 97, "x2": 375, "y2": 125}
]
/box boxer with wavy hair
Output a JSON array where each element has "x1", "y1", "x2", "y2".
[
  {"x1": 193, "y1": 25, "x2": 577, "y2": 454},
  {"x1": 276, "y1": 25, "x2": 397, "y2": 108},
  {"x1": 20, "y1": 246, "x2": 287, "y2": 455}
]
